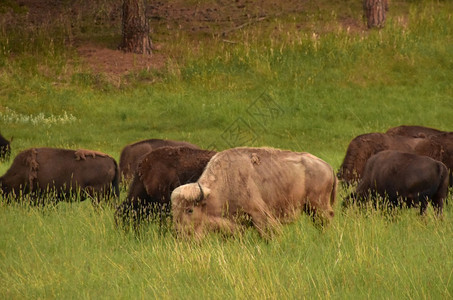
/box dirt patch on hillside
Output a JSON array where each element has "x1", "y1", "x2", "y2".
[{"x1": 77, "y1": 44, "x2": 165, "y2": 76}]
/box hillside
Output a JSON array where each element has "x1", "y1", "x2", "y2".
[{"x1": 1, "y1": 0, "x2": 389, "y2": 79}]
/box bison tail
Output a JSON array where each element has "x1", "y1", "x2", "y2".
[
  {"x1": 330, "y1": 171, "x2": 338, "y2": 208},
  {"x1": 434, "y1": 162, "x2": 450, "y2": 209},
  {"x1": 112, "y1": 159, "x2": 120, "y2": 198}
]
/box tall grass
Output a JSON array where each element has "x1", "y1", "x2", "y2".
[
  {"x1": 1, "y1": 199, "x2": 452, "y2": 298},
  {"x1": 0, "y1": 0, "x2": 453, "y2": 298}
]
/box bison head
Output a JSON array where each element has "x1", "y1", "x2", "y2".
[
  {"x1": 338, "y1": 134, "x2": 388, "y2": 184},
  {"x1": 171, "y1": 182, "x2": 211, "y2": 238},
  {"x1": 337, "y1": 150, "x2": 370, "y2": 184}
]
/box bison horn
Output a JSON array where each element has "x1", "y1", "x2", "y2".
[{"x1": 196, "y1": 182, "x2": 204, "y2": 203}]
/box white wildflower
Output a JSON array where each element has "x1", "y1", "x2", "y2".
[{"x1": 0, "y1": 107, "x2": 77, "y2": 127}]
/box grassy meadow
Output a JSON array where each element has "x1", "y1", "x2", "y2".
[{"x1": 1, "y1": 0, "x2": 453, "y2": 298}]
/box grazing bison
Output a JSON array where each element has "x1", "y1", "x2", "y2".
[
  {"x1": 337, "y1": 133, "x2": 442, "y2": 184},
  {"x1": 115, "y1": 147, "x2": 216, "y2": 229},
  {"x1": 386, "y1": 125, "x2": 446, "y2": 138},
  {"x1": 345, "y1": 150, "x2": 448, "y2": 216},
  {"x1": 119, "y1": 139, "x2": 199, "y2": 181},
  {"x1": 0, "y1": 148, "x2": 119, "y2": 204},
  {"x1": 0, "y1": 133, "x2": 11, "y2": 161},
  {"x1": 171, "y1": 147, "x2": 337, "y2": 240}
]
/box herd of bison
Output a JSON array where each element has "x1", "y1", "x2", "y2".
[{"x1": 0, "y1": 125, "x2": 451, "y2": 239}]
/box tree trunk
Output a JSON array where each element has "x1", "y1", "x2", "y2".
[
  {"x1": 120, "y1": 0, "x2": 152, "y2": 54},
  {"x1": 363, "y1": 0, "x2": 389, "y2": 29}
]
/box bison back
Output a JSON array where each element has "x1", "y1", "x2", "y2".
[
  {"x1": 386, "y1": 125, "x2": 445, "y2": 138},
  {"x1": 119, "y1": 139, "x2": 199, "y2": 181}
]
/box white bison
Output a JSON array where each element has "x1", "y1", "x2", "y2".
[{"x1": 171, "y1": 147, "x2": 337, "y2": 239}]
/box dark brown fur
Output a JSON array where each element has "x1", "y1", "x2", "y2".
[
  {"x1": 118, "y1": 139, "x2": 199, "y2": 182},
  {"x1": 428, "y1": 132, "x2": 453, "y2": 186},
  {"x1": 0, "y1": 147, "x2": 119, "y2": 204},
  {"x1": 346, "y1": 150, "x2": 449, "y2": 215},
  {"x1": 337, "y1": 133, "x2": 443, "y2": 184},
  {"x1": 115, "y1": 146, "x2": 215, "y2": 229},
  {"x1": 0, "y1": 133, "x2": 11, "y2": 161},
  {"x1": 386, "y1": 125, "x2": 447, "y2": 138}
]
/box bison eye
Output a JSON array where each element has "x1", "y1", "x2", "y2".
[{"x1": 186, "y1": 208, "x2": 193, "y2": 214}]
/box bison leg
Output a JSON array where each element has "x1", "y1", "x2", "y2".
[
  {"x1": 430, "y1": 194, "x2": 445, "y2": 218},
  {"x1": 432, "y1": 200, "x2": 444, "y2": 217},
  {"x1": 417, "y1": 195, "x2": 443, "y2": 217},
  {"x1": 342, "y1": 192, "x2": 357, "y2": 210},
  {"x1": 431, "y1": 168, "x2": 449, "y2": 217},
  {"x1": 419, "y1": 198, "x2": 428, "y2": 216},
  {"x1": 207, "y1": 216, "x2": 240, "y2": 236},
  {"x1": 243, "y1": 198, "x2": 281, "y2": 239},
  {"x1": 85, "y1": 185, "x2": 116, "y2": 208},
  {"x1": 251, "y1": 215, "x2": 280, "y2": 239},
  {"x1": 305, "y1": 195, "x2": 335, "y2": 226},
  {"x1": 83, "y1": 186, "x2": 100, "y2": 207},
  {"x1": 114, "y1": 197, "x2": 155, "y2": 232}
]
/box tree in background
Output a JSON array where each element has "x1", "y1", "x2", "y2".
[
  {"x1": 363, "y1": 0, "x2": 389, "y2": 28},
  {"x1": 120, "y1": 0, "x2": 152, "y2": 54}
]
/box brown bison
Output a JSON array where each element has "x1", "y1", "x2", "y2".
[
  {"x1": 115, "y1": 146, "x2": 216, "y2": 229},
  {"x1": 386, "y1": 125, "x2": 447, "y2": 138},
  {"x1": 0, "y1": 133, "x2": 11, "y2": 161},
  {"x1": 0, "y1": 148, "x2": 119, "y2": 204},
  {"x1": 345, "y1": 150, "x2": 448, "y2": 216},
  {"x1": 171, "y1": 147, "x2": 337, "y2": 240},
  {"x1": 337, "y1": 133, "x2": 442, "y2": 184},
  {"x1": 119, "y1": 139, "x2": 199, "y2": 182}
]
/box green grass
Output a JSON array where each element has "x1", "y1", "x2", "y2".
[
  {"x1": 0, "y1": 0, "x2": 453, "y2": 298},
  {"x1": 1, "y1": 201, "x2": 452, "y2": 298}
]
